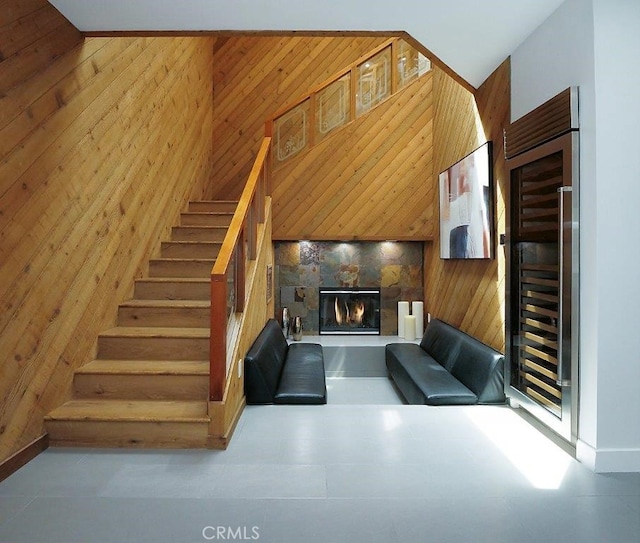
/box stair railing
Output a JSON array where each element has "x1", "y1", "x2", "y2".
[
  {"x1": 210, "y1": 137, "x2": 272, "y2": 401},
  {"x1": 265, "y1": 37, "x2": 431, "y2": 166}
]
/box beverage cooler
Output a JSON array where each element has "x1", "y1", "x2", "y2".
[{"x1": 504, "y1": 88, "x2": 579, "y2": 444}]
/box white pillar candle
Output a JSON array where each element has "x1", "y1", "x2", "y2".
[
  {"x1": 412, "y1": 301, "x2": 424, "y2": 339},
  {"x1": 398, "y1": 301, "x2": 409, "y2": 338},
  {"x1": 404, "y1": 315, "x2": 416, "y2": 341}
]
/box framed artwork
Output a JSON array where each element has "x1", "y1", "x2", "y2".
[{"x1": 438, "y1": 141, "x2": 494, "y2": 259}]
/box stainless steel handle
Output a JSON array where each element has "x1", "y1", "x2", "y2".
[{"x1": 556, "y1": 186, "x2": 572, "y2": 387}]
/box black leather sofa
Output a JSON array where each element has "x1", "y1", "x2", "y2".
[
  {"x1": 386, "y1": 318, "x2": 505, "y2": 405},
  {"x1": 244, "y1": 319, "x2": 327, "y2": 405}
]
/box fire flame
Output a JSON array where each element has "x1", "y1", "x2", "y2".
[
  {"x1": 334, "y1": 297, "x2": 365, "y2": 325},
  {"x1": 351, "y1": 300, "x2": 365, "y2": 323}
]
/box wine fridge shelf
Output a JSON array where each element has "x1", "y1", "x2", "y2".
[{"x1": 515, "y1": 253, "x2": 562, "y2": 415}]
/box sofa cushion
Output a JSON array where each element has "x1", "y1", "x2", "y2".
[
  {"x1": 386, "y1": 343, "x2": 477, "y2": 405},
  {"x1": 274, "y1": 343, "x2": 326, "y2": 405},
  {"x1": 419, "y1": 319, "x2": 463, "y2": 371},
  {"x1": 244, "y1": 319, "x2": 288, "y2": 404},
  {"x1": 449, "y1": 334, "x2": 505, "y2": 404},
  {"x1": 410, "y1": 364, "x2": 478, "y2": 405}
]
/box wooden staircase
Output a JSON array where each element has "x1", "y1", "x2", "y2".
[{"x1": 44, "y1": 201, "x2": 237, "y2": 449}]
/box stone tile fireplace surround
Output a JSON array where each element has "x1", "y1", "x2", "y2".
[{"x1": 274, "y1": 241, "x2": 424, "y2": 335}]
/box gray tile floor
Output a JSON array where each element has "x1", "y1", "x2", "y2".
[{"x1": 1, "y1": 378, "x2": 639, "y2": 543}]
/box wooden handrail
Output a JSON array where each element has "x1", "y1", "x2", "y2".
[
  {"x1": 210, "y1": 137, "x2": 272, "y2": 401},
  {"x1": 211, "y1": 138, "x2": 271, "y2": 276}
]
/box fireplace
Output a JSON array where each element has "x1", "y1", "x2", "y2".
[{"x1": 319, "y1": 287, "x2": 381, "y2": 335}]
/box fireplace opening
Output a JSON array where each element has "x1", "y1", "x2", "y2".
[{"x1": 319, "y1": 287, "x2": 381, "y2": 335}]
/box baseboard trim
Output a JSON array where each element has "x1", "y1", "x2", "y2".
[
  {"x1": 577, "y1": 439, "x2": 640, "y2": 472},
  {"x1": 576, "y1": 439, "x2": 597, "y2": 470},
  {"x1": 0, "y1": 434, "x2": 49, "y2": 483}
]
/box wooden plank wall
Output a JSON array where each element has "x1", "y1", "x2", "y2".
[
  {"x1": 210, "y1": 35, "x2": 509, "y2": 350},
  {"x1": 425, "y1": 60, "x2": 510, "y2": 352},
  {"x1": 208, "y1": 36, "x2": 387, "y2": 200},
  {"x1": 0, "y1": 0, "x2": 215, "y2": 464},
  {"x1": 271, "y1": 73, "x2": 434, "y2": 240}
]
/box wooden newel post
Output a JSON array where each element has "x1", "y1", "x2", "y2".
[{"x1": 210, "y1": 272, "x2": 228, "y2": 401}]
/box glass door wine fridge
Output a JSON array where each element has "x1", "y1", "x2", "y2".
[{"x1": 504, "y1": 88, "x2": 579, "y2": 444}]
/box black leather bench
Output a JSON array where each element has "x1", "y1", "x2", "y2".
[
  {"x1": 386, "y1": 318, "x2": 505, "y2": 405},
  {"x1": 244, "y1": 319, "x2": 327, "y2": 405}
]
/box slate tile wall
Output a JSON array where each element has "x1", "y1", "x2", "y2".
[{"x1": 274, "y1": 241, "x2": 424, "y2": 335}]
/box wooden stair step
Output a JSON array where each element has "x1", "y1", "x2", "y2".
[
  {"x1": 97, "y1": 326, "x2": 210, "y2": 338},
  {"x1": 42, "y1": 200, "x2": 241, "y2": 449},
  {"x1": 118, "y1": 299, "x2": 210, "y2": 308},
  {"x1": 118, "y1": 299, "x2": 210, "y2": 327},
  {"x1": 45, "y1": 399, "x2": 209, "y2": 422},
  {"x1": 161, "y1": 241, "x2": 221, "y2": 259},
  {"x1": 44, "y1": 400, "x2": 210, "y2": 448},
  {"x1": 148, "y1": 258, "x2": 215, "y2": 278},
  {"x1": 171, "y1": 226, "x2": 228, "y2": 242},
  {"x1": 97, "y1": 326, "x2": 209, "y2": 360},
  {"x1": 74, "y1": 360, "x2": 209, "y2": 400},
  {"x1": 188, "y1": 200, "x2": 238, "y2": 213},
  {"x1": 77, "y1": 359, "x2": 209, "y2": 375},
  {"x1": 180, "y1": 212, "x2": 234, "y2": 227},
  {"x1": 134, "y1": 277, "x2": 209, "y2": 300}
]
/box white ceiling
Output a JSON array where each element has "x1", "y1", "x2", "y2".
[{"x1": 48, "y1": 0, "x2": 567, "y2": 88}]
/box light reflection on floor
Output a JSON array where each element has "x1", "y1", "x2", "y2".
[{"x1": 466, "y1": 406, "x2": 572, "y2": 489}]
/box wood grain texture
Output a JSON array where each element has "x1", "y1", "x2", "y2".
[
  {"x1": 208, "y1": 36, "x2": 388, "y2": 200},
  {"x1": 271, "y1": 73, "x2": 434, "y2": 240},
  {"x1": 425, "y1": 60, "x2": 510, "y2": 352},
  {"x1": 45, "y1": 400, "x2": 210, "y2": 448},
  {"x1": 505, "y1": 87, "x2": 577, "y2": 159},
  {"x1": 1, "y1": 6, "x2": 509, "y2": 456},
  {"x1": 210, "y1": 34, "x2": 506, "y2": 349},
  {"x1": 0, "y1": 0, "x2": 215, "y2": 463}
]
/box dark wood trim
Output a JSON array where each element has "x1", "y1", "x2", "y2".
[
  {"x1": 400, "y1": 32, "x2": 476, "y2": 93},
  {"x1": 80, "y1": 29, "x2": 475, "y2": 92},
  {"x1": 505, "y1": 87, "x2": 579, "y2": 159},
  {"x1": 268, "y1": 37, "x2": 396, "y2": 124},
  {"x1": 82, "y1": 29, "x2": 405, "y2": 38},
  {"x1": 209, "y1": 273, "x2": 228, "y2": 402},
  {"x1": 0, "y1": 434, "x2": 49, "y2": 483}
]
